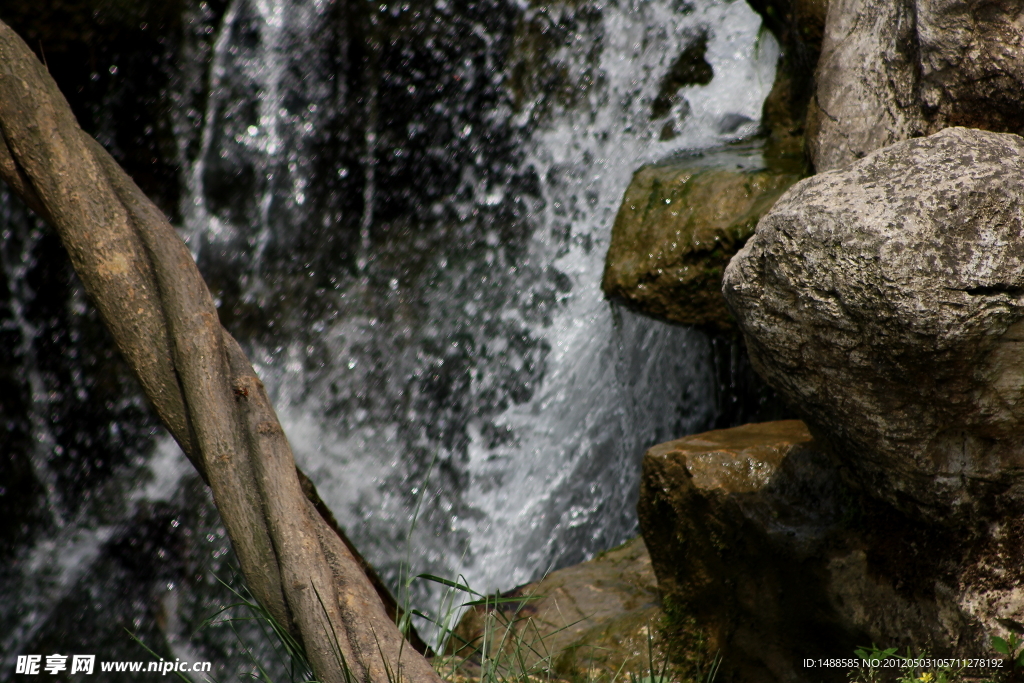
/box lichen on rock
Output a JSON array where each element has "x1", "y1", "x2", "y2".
[{"x1": 724, "y1": 127, "x2": 1024, "y2": 523}]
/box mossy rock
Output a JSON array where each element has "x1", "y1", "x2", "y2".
[
  {"x1": 602, "y1": 145, "x2": 803, "y2": 333},
  {"x1": 444, "y1": 537, "x2": 710, "y2": 681}
]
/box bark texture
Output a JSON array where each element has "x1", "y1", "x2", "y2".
[{"x1": 0, "y1": 19, "x2": 439, "y2": 683}]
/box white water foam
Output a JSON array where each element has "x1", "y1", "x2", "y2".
[
  {"x1": 455, "y1": 0, "x2": 778, "y2": 590},
  {"x1": 0, "y1": 0, "x2": 776, "y2": 663},
  {"x1": 177, "y1": 0, "x2": 777, "y2": 609}
]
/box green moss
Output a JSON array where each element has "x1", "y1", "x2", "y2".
[
  {"x1": 659, "y1": 596, "x2": 712, "y2": 682},
  {"x1": 602, "y1": 141, "x2": 805, "y2": 332}
]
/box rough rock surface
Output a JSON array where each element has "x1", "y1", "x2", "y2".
[
  {"x1": 602, "y1": 145, "x2": 802, "y2": 332},
  {"x1": 449, "y1": 537, "x2": 669, "y2": 680},
  {"x1": 639, "y1": 421, "x2": 861, "y2": 683},
  {"x1": 639, "y1": 420, "x2": 1024, "y2": 683},
  {"x1": 723, "y1": 127, "x2": 1024, "y2": 522},
  {"x1": 808, "y1": 0, "x2": 1024, "y2": 172}
]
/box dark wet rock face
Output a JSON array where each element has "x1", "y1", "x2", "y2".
[
  {"x1": 650, "y1": 32, "x2": 713, "y2": 121},
  {"x1": 747, "y1": 0, "x2": 829, "y2": 160},
  {"x1": 639, "y1": 421, "x2": 860, "y2": 683},
  {"x1": 638, "y1": 420, "x2": 1024, "y2": 683},
  {"x1": 808, "y1": 0, "x2": 1024, "y2": 172},
  {"x1": 724, "y1": 127, "x2": 1024, "y2": 524},
  {"x1": 0, "y1": 0, "x2": 209, "y2": 216}
]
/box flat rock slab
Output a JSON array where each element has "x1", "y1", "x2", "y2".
[
  {"x1": 448, "y1": 536, "x2": 667, "y2": 680},
  {"x1": 645, "y1": 419, "x2": 808, "y2": 493}
]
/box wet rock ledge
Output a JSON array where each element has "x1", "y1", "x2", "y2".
[{"x1": 601, "y1": 144, "x2": 803, "y2": 333}]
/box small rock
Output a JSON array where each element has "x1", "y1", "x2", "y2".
[
  {"x1": 446, "y1": 537, "x2": 673, "y2": 680},
  {"x1": 602, "y1": 145, "x2": 802, "y2": 332}
]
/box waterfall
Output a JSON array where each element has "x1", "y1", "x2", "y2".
[
  {"x1": 0, "y1": 0, "x2": 777, "y2": 671},
  {"x1": 178, "y1": 0, "x2": 776, "y2": 591}
]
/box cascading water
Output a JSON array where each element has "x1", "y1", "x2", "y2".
[
  {"x1": 179, "y1": 0, "x2": 777, "y2": 589},
  {"x1": 0, "y1": 0, "x2": 778, "y2": 674}
]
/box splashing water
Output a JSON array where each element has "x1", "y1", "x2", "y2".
[
  {"x1": 455, "y1": 0, "x2": 778, "y2": 590},
  {"x1": 177, "y1": 0, "x2": 777, "y2": 595}
]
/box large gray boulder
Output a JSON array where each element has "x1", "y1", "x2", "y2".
[
  {"x1": 809, "y1": 0, "x2": 1024, "y2": 172},
  {"x1": 722, "y1": 128, "x2": 1024, "y2": 521}
]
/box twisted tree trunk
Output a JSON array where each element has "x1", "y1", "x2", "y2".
[{"x1": 0, "y1": 19, "x2": 440, "y2": 683}]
